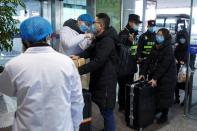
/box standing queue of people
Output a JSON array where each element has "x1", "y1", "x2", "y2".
[{"x1": 0, "y1": 12, "x2": 189, "y2": 131}]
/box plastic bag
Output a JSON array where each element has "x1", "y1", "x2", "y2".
[{"x1": 177, "y1": 64, "x2": 187, "y2": 83}]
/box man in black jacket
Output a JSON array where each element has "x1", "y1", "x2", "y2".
[
  {"x1": 137, "y1": 20, "x2": 156, "y2": 65},
  {"x1": 71, "y1": 13, "x2": 118, "y2": 131},
  {"x1": 118, "y1": 14, "x2": 142, "y2": 126}
]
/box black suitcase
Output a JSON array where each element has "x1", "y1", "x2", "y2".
[
  {"x1": 80, "y1": 89, "x2": 92, "y2": 131},
  {"x1": 126, "y1": 81, "x2": 155, "y2": 131}
]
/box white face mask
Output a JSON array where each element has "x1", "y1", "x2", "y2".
[{"x1": 179, "y1": 38, "x2": 186, "y2": 44}]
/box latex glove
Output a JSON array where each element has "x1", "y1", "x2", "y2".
[
  {"x1": 139, "y1": 75, "x2": 145, "y2": 81},
  {"x1": 70, "y1": 55, "x2": 79, "y2": 60},
  {"x1": 84, "y1": 33, "x2": 94, "y2": 40},
  {"x1": 148, "y1": 79, "x2": 157, "y2": 87}
]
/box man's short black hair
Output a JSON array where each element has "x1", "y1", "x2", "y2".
[{"x1": 96, "y1": 13, "x2": 110, "y2": 29}]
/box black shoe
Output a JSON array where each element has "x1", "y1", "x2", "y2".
[
  {"x1": 181, "y1": 102, "x2": 184, "y2": 106},
  {"x1": 118, "y1": 107, "x2": 125, "y2": 112},
  {"x1": 157, "y1": 115, "x2": 168, "y2": 124},
  {"x1": 126, "y1": 122, "x2": 131, "y2": 128},
  {"x1": 174, "y1": 99, "x2": 180, "y2": 104}
]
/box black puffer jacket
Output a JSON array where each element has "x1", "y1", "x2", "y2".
[
  {"x1": 175, "y1": 30, "x2": 189, "y2": 63},
  {"x1": 140, "y1": 41, "x2": 177, "y2": 109},
  {"x1": 79, "y1": 27, "x2": 118, "y2": 109}
]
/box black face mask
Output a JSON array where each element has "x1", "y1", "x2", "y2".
[{"x1": 126, "y1": 24, "x2": 138, "y2": 35}]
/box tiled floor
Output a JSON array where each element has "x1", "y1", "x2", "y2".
[
  {"x1": 92, "y1": 103, "x2": 197, "y2": 131},
  {"x1": 92, "y1": 91, "x2": 197, "y2": 131}
]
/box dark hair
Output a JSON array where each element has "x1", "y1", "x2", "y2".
[
  {"x1": 96, "y1": 13, "x2": 110, "y2": 29},
  {"x1": 158, "y1": 28, "x2": 172, "y2": 42}
]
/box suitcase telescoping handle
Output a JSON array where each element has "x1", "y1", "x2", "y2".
[{"x1": 127, "y1": 80, "x2": 151, "y2": 89}]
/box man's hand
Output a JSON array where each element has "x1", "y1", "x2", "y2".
[
  {"x1": 85, "y1": 33, "x2": 94, "y2": 40},
  {"x1": 148, "y1": 79, "x2": 157, "y2": 87},
  {"x1": 128, "y1": 33, "x2": 134, "y2": 42},
  {"x1": 137, "y1": 58, "x2": 142, "y2": 64},
  {"x1": 175, "y1": 59, "x2": 178, "y2": 64},
  {"x1": 70, "y1": 55, "x2": 79, "y2": 60},
  {"x1": 139, "y1": 75, "x2": 145, "y2": 81}
]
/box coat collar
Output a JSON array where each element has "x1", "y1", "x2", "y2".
[{"x1": 25, "y1": 46, "x2": 55, "y2": 53}]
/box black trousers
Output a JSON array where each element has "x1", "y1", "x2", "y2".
[
  {"x1": 161, "y1": 108, "x2": 169, "y2": 117},
  {"x1": 118, "y1": 74, "x2": 134, "y2": 109},
  {"x1": 118, "y1": 74, "x2": 134, "y2": 123}
]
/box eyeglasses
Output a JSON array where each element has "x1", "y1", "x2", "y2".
[{"x1": 93, "y1": 21, "x2": 101, "y2": 24}]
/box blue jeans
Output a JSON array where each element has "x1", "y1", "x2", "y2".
[{"x1": 99, "y1": 108, "x2": 115, "y2": 131}]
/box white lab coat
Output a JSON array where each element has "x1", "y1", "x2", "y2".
[
  {"x1": 0, "y1": 46, "x2": 84, "y2": 131},
  {"x1": 59, "y1": 26, "x2": 92, "y2": 55}
]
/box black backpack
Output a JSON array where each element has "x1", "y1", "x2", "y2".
[{"x1": 116, "y1": 43, "x2": 138, "y2": 77}]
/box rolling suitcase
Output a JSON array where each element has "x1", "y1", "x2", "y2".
[
  {"x1": 80, "y1": 89, "x2": 92, "y2": 131},
  {"x1": 126, "y1": 80, "x2": 155, "y2": 131}
]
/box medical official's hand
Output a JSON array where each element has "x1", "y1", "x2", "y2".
[
  {"x1": 85, "y1": 33, "x2": 94, "y2": 40},
  {"x1": 139, "y1": 75, "x2": 145, "y2": 81},
  {"x1": 148, "y1": 79, "x2": 157, "y2": 88},
  {"x1": 70, "y1": 55, "x2": 79, "y2": 60}
]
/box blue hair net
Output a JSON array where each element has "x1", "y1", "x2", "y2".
[
  {"x1": 20, "y1": 16, "x2": 53, "y2": 44},
  {"x1": 78, "y1": 14, "x2": 94, "y2": 25}
]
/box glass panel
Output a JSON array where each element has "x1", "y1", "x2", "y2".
[
  {"x1": 156, "y1": 18, "x2": 165, "y2": 29},
  {"x1": 61, "y1": 0, "x2": 87, "y2": 27},
  {"x1": 0, "y1": 0, "x2": 41, "y2": 66},
  {"x1": 96, "y1": 0, "x2": 121, "y2": 32},
  {"x1": 185, "y1": 0, "x2": 197, "y2": 120},
  {"x1": 165, "y1": 18, "x2": 176, "y2": 34}
]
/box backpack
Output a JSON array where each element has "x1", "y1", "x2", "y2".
[
  {"x1": 116, "y1": 43, "x2": 138, "y2": 77},
  {"x1": 107, "y1": 26, "x2": 137, "y2": 77}
]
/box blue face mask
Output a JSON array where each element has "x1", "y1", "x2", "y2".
[
  {"x1": 133, "y1": 24, "x2": 139, "y2": 31},
  {"x1": 89, "y1": 25, "x2": 96, "y2": 34},
  {"x1": 179, "y1": 38, "x2": 186, "y2": 44},
  {"x1": 79, "y1": 24, "x2": 88, "y2": 32},
  {"x1": 156, "y1": 35, "x2": 164, "y2": 44},
  {"x1": 148, "y1": 26, "x2": 156, "y2": 33}
]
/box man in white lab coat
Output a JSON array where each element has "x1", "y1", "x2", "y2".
[
  {"x1": 59, "y1": 14, "x2": 94, "y2": 55},
  {"x1": 0, "y1": 16, "x2": 84, "y2": 131}
]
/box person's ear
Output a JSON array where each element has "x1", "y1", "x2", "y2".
[
  {"x1": 22, "y1": 41, "x2": 30, "y2": 52},
  {"x1": 46, "y1": 35, "x2": 52, "y2": 41}
]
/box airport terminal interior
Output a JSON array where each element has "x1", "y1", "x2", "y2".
[{"x1": 1, "y1": 0, "x2": 197, "y2": 131}]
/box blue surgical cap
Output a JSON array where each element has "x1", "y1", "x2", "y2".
[
  {"x1": 20, "y1": 16, "x2": 53, "y2": 44},
  {"x1": 78, "y1": 14, "x2": 94, "y2": 25}
]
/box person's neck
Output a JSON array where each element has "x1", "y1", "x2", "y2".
[{"x1": 96, "y1": 30, "x2": 104, "y2": 36}]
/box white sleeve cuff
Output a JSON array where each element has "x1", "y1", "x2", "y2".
[{"x1": 74, "y1": 126, "x2": 80, "y2": 131}]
